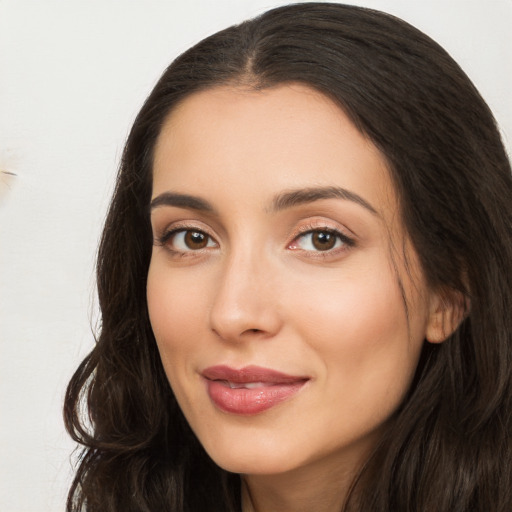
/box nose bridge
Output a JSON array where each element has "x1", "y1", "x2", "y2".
[{"x1": 209, "y1": 241, "x2": 280, "y2": 341}]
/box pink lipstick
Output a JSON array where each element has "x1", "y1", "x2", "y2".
[{"x1": 202, "y1": 365, "x2": 308, "y2": 415}]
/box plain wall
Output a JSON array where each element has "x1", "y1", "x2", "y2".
[{"x1": 1, "y1": 1, "x2": 510, "y2": 511}]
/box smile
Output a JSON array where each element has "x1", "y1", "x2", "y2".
[{"x1": 202, "y1": 365, "x2": 309, "y2": 415}]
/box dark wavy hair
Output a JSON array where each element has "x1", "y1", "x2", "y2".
[{"x1": 64, "y1": 3, "x2": 512, "y2": 511}]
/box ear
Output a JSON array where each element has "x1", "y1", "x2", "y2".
[{"x1": 425, "y1": 288, "x2": 468, "y2": 344}]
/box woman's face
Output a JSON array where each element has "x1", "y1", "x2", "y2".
[{"x1": 147, "y1": 84, "x2": 439, "y2": 478}]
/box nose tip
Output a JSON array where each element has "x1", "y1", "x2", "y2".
[
  {"x1": 208, "y1": 258, "x2": 282, "y2": 343},
  {"x1": 210, "y1": 293, "x2": 282, "y2": 343}
]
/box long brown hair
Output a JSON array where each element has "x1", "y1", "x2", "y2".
[{"x1": 64, "y1": 3, "x2": 512, "y2": 511}]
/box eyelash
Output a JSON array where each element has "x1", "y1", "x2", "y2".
[
  {"x1": 288, "y1": 224, "x2": 355, "y2": 257},
  {"x1": 155, "y1": 223, "x2": 355, "y2": 258},
  {"x1": 156, "y1": 224, "x2": 216, "y2": 256}
]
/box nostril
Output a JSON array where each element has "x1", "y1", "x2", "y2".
[{"x1": 209, "y1": 296, "x2": 282, "y2": 341}]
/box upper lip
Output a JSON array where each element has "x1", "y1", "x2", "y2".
[{"x1": 202, "y1": 365, "x2": 309, "y2": 384}]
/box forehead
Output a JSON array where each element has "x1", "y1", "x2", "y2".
[{"x1": 152, "y1": 83, "x2": 398, "y2": 221}]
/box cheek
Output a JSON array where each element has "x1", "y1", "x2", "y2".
[
  {"x1": 146, "y1": 260, "x2": 213, "y2": 420},
  {"x1": 291, "y1": 259, "x2": 408, "y2": 347},
  {"x1": 289, "y1": 257, "x2": 426, "y2": 403},
  {"x1": 146, "y1": 260, "x2": 207, "y2": 365}
]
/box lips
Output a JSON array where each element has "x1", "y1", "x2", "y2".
[{"x1": 202, "y1": 365, "x2": 309, "y2": 415}]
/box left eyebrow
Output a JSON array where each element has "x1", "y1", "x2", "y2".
[{"x1": 270, "y1": 186, "x2": 379, "y2": 216}]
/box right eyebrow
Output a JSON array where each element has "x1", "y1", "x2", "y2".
[{"x1": 150, "y1": 192, "x2": 215, "y2": 213}]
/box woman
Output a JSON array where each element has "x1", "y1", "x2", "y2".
[{"x1": 64, "y1": 3, "x2": 512, "y2": 511}]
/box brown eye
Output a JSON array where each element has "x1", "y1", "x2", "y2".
[
  {"x1": 311, "y1": 231, "x2": 337, "y2": 251},
  {"x1": 291, "y1": 229, "x2": 350, "y2": 253},
  {"x1": 166, "y1": 229, "x2": 217, "y2": 252},
  {"x1": 184, "y1": 230, "x2": 208, "y2": 249}
]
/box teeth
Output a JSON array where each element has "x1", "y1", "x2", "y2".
[
  {"x1": 227, "y1": 381, "x2": 267, "y2": 389},
  {"x1": 245, "y1": 382, "x2": 267, "y2": 389}
]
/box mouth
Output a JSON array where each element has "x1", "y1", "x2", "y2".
[
  {"x1": 218, "y1": 380, "x2": 278, "y2": 389},
  {"x1": 201, "y1": 365, "x2": 309, "y2": 415}
]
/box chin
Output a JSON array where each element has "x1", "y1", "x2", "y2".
[
  {"x1": 212, "y1": 454, "x2": 299, "y2": 476},
  {"x1": 197, "y1": 431, "x2": 303, "y2": 476}
]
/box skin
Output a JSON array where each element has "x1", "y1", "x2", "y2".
[{"x1": 147, "y1": 83, "x2": 449, "y2": 512}]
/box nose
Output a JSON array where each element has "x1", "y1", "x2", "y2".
[{"x1": 209, "y1": 249, "x2": 282, "y2": 343}]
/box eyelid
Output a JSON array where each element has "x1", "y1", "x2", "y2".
[
  {"x1": 287, "y1": 220, "x2": 356, "y2": 255},
  {"x1": 290, "y1": 219, "x2": 355, "y2": 242},
  {"x1": 153, "y1": 217, "x2": 356, "y2": 258},
  {"x1": 154, "y1": 219, "x2": 216, "y2": 240},
  {"x1": 154, "y1": 221, "x2": 219, "y2": 254}
]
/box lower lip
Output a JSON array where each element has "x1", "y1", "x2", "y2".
[{"x1": 205, "y1": 379, "x2": 307, "y2": 415}]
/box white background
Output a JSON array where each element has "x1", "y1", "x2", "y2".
[{"x1": 0, "y1": 1, "x2": 510, "y2": 511}]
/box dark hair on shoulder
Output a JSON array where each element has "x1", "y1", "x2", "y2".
[{"x1": 64, "y1": 3, "x2": 512, "y2": 511}]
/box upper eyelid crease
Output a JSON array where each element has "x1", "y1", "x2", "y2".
[
  {"x1": 158, "y1": 225, "x2": 214, "y2": 241},
  {"x1": 295, "y1": 228, "x2": 355, "y2": 246}
]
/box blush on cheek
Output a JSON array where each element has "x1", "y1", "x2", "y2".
[{"x1": 147, "y1": 267, "x2": 201, "y2": 339}]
